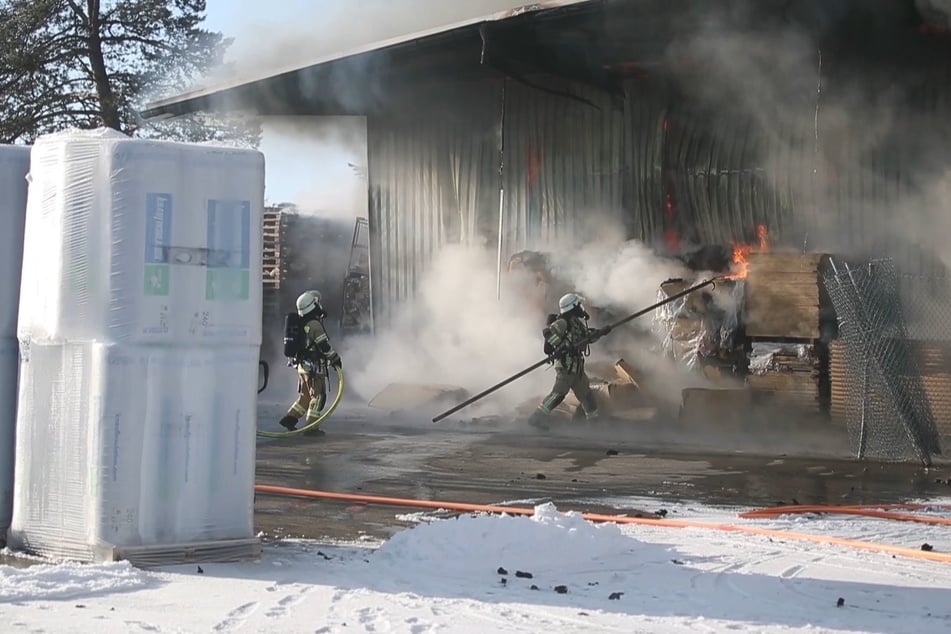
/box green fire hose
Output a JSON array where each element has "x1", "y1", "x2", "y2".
[{"x1": 257, "y1": 364, "x2": 346, "y2": 439}]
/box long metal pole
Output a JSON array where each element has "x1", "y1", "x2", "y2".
[
  {"x1": 433, "y1": 277, "x2": 720, "y2": 422},
  {"x1": 495, "y1": 79, "x2": 507, "y2": 301}
]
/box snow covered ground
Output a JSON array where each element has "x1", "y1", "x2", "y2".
[{"x1": 2, "y1": 498, "x2": 951, "y2": 633}]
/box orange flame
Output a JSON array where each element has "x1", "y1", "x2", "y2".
[
  {"x1": 756, "y1": 224, "x2": 769, "y2": 251},
  {"x1": 726, "y1": 224, "x2": 770, "y2": 280}
]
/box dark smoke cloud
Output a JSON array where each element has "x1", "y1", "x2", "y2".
[{"x1": 663, "y1": 1, "x2": 951, "y2": 275}]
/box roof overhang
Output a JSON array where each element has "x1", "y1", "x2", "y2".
[
  {"x1": 140, "y1": 0, "x2": 598, "y2": 120},
  {"x1": 141, "y1": 0, "x2": 946, "y2": 121}
]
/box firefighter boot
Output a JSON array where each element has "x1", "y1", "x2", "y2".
[
  {"x1": 527, "y1": 409, "x2": 551, "y2": 431},
  {"x1": 279, "y1": 415, "x2": 298, "y2": 431}
]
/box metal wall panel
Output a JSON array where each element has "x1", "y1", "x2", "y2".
[
  {"x1": 660, "y1": 99, "x2": 818, "y2": 249},
  {"x1": 622, "y1": 80, "x2": 668, "y2": 244},
  {"x1": 367, "y1": 49, "x2": 951, "y2": 323},
  {"x1": 367, "y1": 86, "x2": 502, "y2": 326},
  {"x1": 499, "y1": 80, "x2": 626, "y2": 254}
]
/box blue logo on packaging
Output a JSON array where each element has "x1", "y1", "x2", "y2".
[
  {"x1": 206, "y1": 200, "x2": 251, "y2": 301},
  {"x1": 145, "y1": 194, "x2": 173, "y2": 264},
  {"x1": 207, "y1": 200, "x2": 251, "y2": 269}
]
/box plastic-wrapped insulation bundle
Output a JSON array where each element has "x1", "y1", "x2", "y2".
[
  {"x1": 8, "y1": 129, "x2": 265, "y2": 565},
  {"x1": 0, "y1": 144, "x2": 31, "y2": 533}
]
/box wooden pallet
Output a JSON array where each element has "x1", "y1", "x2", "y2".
[
  {"x1": 746, "y1": 339, "x2": 823, "y2": 415},
  {"x1": 261, "y1": 208, "x2": 283, "y2": 294},
  {"x1": 829, "y1": 338, "x2": 951, "y2": 438},
  {"x1": 829, "y1": 340, "x2": 850, "y2": 423},
  {"x1": 745, "y1": 253, "x2": 829, "y2": 340}
]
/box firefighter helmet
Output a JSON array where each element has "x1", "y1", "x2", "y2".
[
  {"x1": 296, "y1": 290, "x2": 324, "y2": 317},
  {"x1": 558, "y1": 292, "x2": 583, "y2": 315}
]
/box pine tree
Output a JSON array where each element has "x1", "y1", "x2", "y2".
[{"x1": 0, "y1": 0, "x2": 260, "y2": 146}]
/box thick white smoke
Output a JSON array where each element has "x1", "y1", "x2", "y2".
[
  {"x1": 340, "y1": 229, "x2": 702, "y2": 420},
  {"x1": 210, "y1": 0, "x2": 574, "y2": 83},
  {"x1": 552, "y1": 239, "x2": 691, "y2": 321},
  {"x1": 342, "y1": 244, "x2": 547, "y2": 417}
]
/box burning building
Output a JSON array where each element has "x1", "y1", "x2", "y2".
[{"x1": 142, "y1": 0, "x2": 951, "y2": 463}]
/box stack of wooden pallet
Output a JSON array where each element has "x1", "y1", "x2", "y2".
[
  {"x1": 745, "y1": 252, "x2": 828, "y2": 340},
  {"x1": 744, "y1": 252, "x2": 831, "y2": 416},
  {"x1": 909, "y1": 340, "x2": 951, "y2": 439},
  {"x1": 832, "y1": 338, "x2": 951, "y2": 440},
  {"x1": 262, "y1": 207, "x2": 282, "y2": 320},
  {"x1": 828, "y1": 340, "x2": 851, "y2": 424}
]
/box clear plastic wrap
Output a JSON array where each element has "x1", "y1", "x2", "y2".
[
  {"x1": 652, "y1": 278, "x2": 745, "y2": 372},
  {"x1": 9, "y1": 343, "x2": 260, "y2": 561},
  {"x1": 748, "y1": 341, "x2": 816, "y2": 375},
  {"x1": 652, "y1": 278, "x2": 706, "y2": 371},
  {"x1": 17, "y1": 128, "x2": 265, "y2": 346},
  {"x1": 9, "y1": 129, "x2": 264, "y2": 564},
  {"x1": 0, "y1": 144, "x2": 30, "y2": 532}
]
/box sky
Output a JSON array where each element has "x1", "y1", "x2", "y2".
[
  {"x1": 197, "y1": 0, "x2": 569, "y2": 211},
  {"x1": 201, "y1": 1, "x2": 366, "y2": 213},
  {"x1": 3, "y1": 498, "x2": 951, "y2": 632}
]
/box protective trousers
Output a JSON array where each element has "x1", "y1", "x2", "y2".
[
  {"x1": 536, "y1": 368, "x2": 599, "y2": 420},
  {"x1": 287, "y1": 366, "x2": 327, "y2": 427}
]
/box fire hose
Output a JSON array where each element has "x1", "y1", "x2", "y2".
[
  {"x1": 257, "y1": 364, "x2": 346, "y2": 439},
  {"x1": 253, "y1": 485, "x2": 951, "y2": 564},
  {"x1": 432, "y1": 276, "x2": 721, "y2": 422},
  {"x1": 740, "y1": 503, "x2": 951, "y2": 526}
]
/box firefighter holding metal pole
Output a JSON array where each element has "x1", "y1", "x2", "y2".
[
  {"x1": 278, "y1": 290, "x2": 343, "y2": 433},
  {"x1": 528, "y1": 292, "x2": 609, "y2": 429},
  {"x1": 432, "y1": 277, "x2": 718, "y2": 423}
]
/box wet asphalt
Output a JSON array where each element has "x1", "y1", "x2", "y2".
[{"x1": 253, "y1": 402, "x2": 951, "y2": 543}]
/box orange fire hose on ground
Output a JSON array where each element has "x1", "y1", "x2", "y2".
[
  {"x1": 254, "y1": 484, "x2": 951, "y2": 565},
  {"x1": 740, "y1": 504, "x2": 951, "y2": 526}
]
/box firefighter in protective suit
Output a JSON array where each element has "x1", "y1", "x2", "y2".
[
  {"x1": 278, "y1": 290, "x2": 342, "y2": 432},
  {"x1": 529, "y1": 293, "x2": 608, "y2": 428}
]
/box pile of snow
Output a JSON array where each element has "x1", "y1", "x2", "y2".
[
  {"x1": 1, "y1": 501, "x2": 950, "y2": 633},
  {"x1": 374, "y1": 503, "x2": 639, "y2": 578},
  {"x1": 0, "y1": 560, "x2": 150, "y2": 603}
]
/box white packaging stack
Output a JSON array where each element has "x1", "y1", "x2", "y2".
[
  {"x1": 0, "y1": 144, "x2": 30, "y2": 534},
  {"x1": 8, "y1": 129, "x2": 265, "y2": 565}
]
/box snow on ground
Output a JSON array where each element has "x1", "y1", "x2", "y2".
[{"x1": 2, "y1": 499, "x2": 951, "y2": 633}]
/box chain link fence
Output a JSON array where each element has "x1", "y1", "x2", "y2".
[{"x1": 823, "y1": 258, "x2": 946, "y2": 465}]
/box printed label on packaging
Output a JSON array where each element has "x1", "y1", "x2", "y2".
[
  {"x1": 145, "y1": 193, "x2": 173, "y2": 296},
  {"x1": 206, "y1": 200, "x2": 251, "y2": 302},
  {"x1": 144, "y1": 265, "x2": 170, "y2": 296}
]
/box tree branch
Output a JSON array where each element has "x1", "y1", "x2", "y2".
[{"x1": 65, "y1": 0, "x2": 87, "y2": 22}]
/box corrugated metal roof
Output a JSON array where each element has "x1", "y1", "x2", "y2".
[{"x1": 140, "y1": 0, "x2": 596, "y2": 120}]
